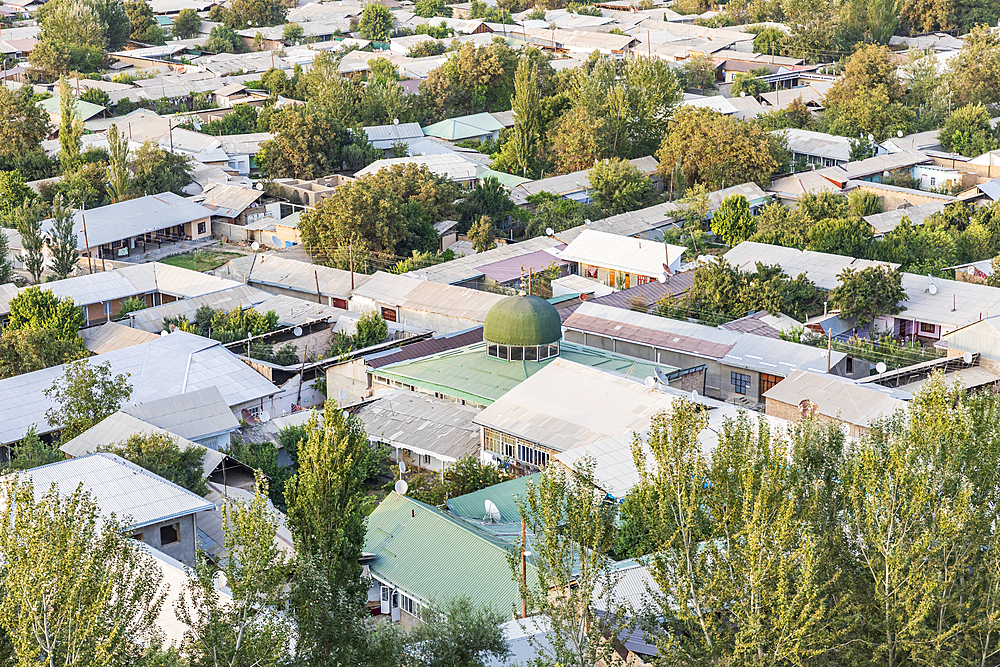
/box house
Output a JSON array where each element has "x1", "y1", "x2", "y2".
[
  {"x1": 364, "y1": 491, "x2": 539, "y2": 628},
  {"x1": 862, "y1": 202, "x2": 947, "y2": 237},
  {"x1": 80, "y1": 320, "x2": 161, "y2": 354},
  {"x1": 40, "y1": 192, "x2": 212, "y2": 264},
  {"x1": 38, "y1": 96, "x2": 107, "y2": 124},
  {"x1": 355, "y1": 389, "x2": 481, "y2": 472},
  {"x1": 767, "y1": 151, "x2": 935, "y2": 203},
  {"x1": 779, "y1": 128, "x2": 852, "y2": 168},
  {"x1": 422, "y1": 112, "x2": 507, "y2": 142},
  {"x1": 218, "y1": 133, "x2": 272, "y2": 175},
  {"x1": 121, "y1": 386, "x2": 242, "y2": 450},
  {"x1": 682, "y1": 93, "x2": 764, "y2": 120},
  {"x1": 474, "y1": 246, "x2": 571, "y2": 289},
  {"x1": 408, "y1": 234, "x2": 565, "y2": 287},
  {"x1": 214, "y1": 254, "x2": 369, "y2": 309},
  {"x1": 363, "y1": 121, "x2": 426, "y2": 155},
  {"x1": 562, "y1": 301, "x2": 867, "y2": 403},
  {"x1": 718, "y1": 310, "x2": 803, "y2": 338},
  {"x1": 0, "y1": 331, "x2": 280, "y2": 448},
  {"x1": 191, "y1": 182, "x2": 267, "y2": 225},
  {"x1": 723, "y1": 241, "x2": 899, "y2": 291},
  {"x1": 555, "y1": 270, "x2": 695, "y2": 319},
  {"x1": 354, "y1": 153, "x2": 482, "y2": 186},
  {"x1": 759, "y1": 85, "x2": 827, "y2": 112},
  {"x1": 559, "y1": 229, "x2": 685, "y2": 288},
  {"x1": 510, "y1": 156, "x2": 660, "y2": 206},
  {"x1": 270, "y1": 174, "x2": 355, "y2": 207},
  {"x1": 22, "y1": 453, "x2": 214, "y2": 565},
  {"x1": 762, "y1": 370, "x2": 909, "y2": 437}
]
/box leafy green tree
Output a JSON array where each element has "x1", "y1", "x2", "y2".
[
  {"x1": 5, "y1": 426, "x2": 62, "y2": 469},
  {"x1": 58, "y1": 77, "x2": 83, "y2": 173},
  {"x1": 203, "y1": 24, "x2": 244, "y2": 53},
  {"x1": 798, "y1": 191, "x2": 848, "y2": 222},
  {"x1": 848, "y1": 189, "x2": 883, "y2": 217},
  {"x1": 0, "y1": 226, "x2": 11, "y2": 285},
  {"x1": 413, "y1": 0, "x2": 451, "y2": 17},
  {"x1": 0, "y1": 170, "x2": 35, "y2": 220},
  {"x1": 172, "y1": 7, "x2": 201, "y2": 38},
  {"x1": 822, "y1": 44, "x2": 913, "y2": 140},
  {"x1": 101, "y1": 431, "x2": 208, "y2": 495},
  {"x1": 730, "y1": 67, "x2": 770, "y2": 97},
  {"x1": 106, "y1": 124, "x2": 132, "y2": 203},
  {"x1": 8, "y1": 286, "x2": 83, "y2": 338},
  {"x1": 807, "y1": 215, "x2": 873, "y2": 257},
  {"x1": 710, "y1": 193, "x2": 755, "y2": 246},
  {"x1": 49, "y1": 196, "x2": 78, "y2": 280},
  {"x1": 405, "y1": 597, "x2": 510, "y2": 667},
  {"x1": 684, "y1": 259, "x2": 822, "y2": 322},
  {"x1": 10, "y1": 202, "x2": 46, "y2": 284},
  {"x1": 828, "y1": 264, "x2": 906, "y2": 331},
  {"x1": 946, "y1": 25, "x2": 1000, "y2": 110},
  {"x1": 749, "y1": 201, "x2": 812, "y2": 249},
  {"x1": 468, "y1": 215, "x2": 498, "y2": 253},
  {"x1": 125, "y1": 0, "x2": 164, "y2": 43},
  {"x1": 588, "y1": 158, "x2": 652, "y2": 215},
  {"x1": 130, "y1": 141, "x2": 193, "y2": 196},
  {"x1": 419, "y1": 40, "x2": 521, "y2": 121},
  {"x1": 230, "y1": 0, "x2": 286, "y2": 26},
  {"x1": 176, "y1": 474, "x2": 294, "y2": 667},
  {"x1": 282, "y1": 21, "x2": 303, "y2": 42},
  {"x1": 257, "y1": 106, "x2": 347, "y2": 179},
  {"x1": 224, "y1": 436, "x2": 293, "y2": 508},
  {"x1": 444, "y1": 453, "x2": 515, "y2": 496},
  {"x1": 547, "y1": 106, "x2": 606, "y2": 175},
  {"x1": 284, "y1": 408, "x2": 373, "y2": 665},
  {"x1": 492, "y1": 56, "x2": 542, "y2": 178},
  {"x1": 939, "y1": 103, "x2": 999, "y2": 157},
  {"x1": 457, "y1": 176, "x2": 518, "y2": 231},
  {"x1": 0, "y1": 475, "x2": 164, "y2": 667},
  {"x1": 358, "y1": 3, "x2": 393, "y2": 41},
  {"x1": 0, "y1": 325, "x2": 89, "y2": 378},
  {"x1": 0, "y1": 86, "x2": 50, "y2": 161},
  {"x1": 678, "y1": 53, "x2": 717, "y2": 91},
  {"x1": 354, "y1": 310, "x2": 388, "y2": 349},
  {"x1": 512, "y1": 458, "x2": 616, "y2": 667},
  {"x1": 44, "y1": 359, "x2": 133, "y2": 442}
]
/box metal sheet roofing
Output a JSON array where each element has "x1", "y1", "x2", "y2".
[
  {"x1": 560, "y1": 229, "x2": 685, "y2": 276},
  {"x1": 365, "y1": 491, "x2": 539, "y2": 613},
  {"x1": 0, "y1": 331, "x2": 279, "y2": 445},
  {"x1": 351, "y1": 271, "x2": 507, "y2": 322},
  {"x1": 81, "y1": 321, "x2": 161, "y2": 354},
  {"x1": 422, "y1": 112, "x2": 506, "y2": 140},
  {"x1": 190, "y1": 182, "x2": 264, "y2": 218},
  {"x1": 557, "y1": 271, "x2": 695, "y2": 319},
  {"x1": 362, "y1": 122, "x2": 425, "y2": 149},
  {"x1": 778, "y1": 128, "x2": 852, "y2": 162},
  {"x1": 510, "y1": 157, "x2": 658, "y2": 204},
  {"x1": 446, "y1": 473, "x2": 538, "y2": 524},
  {"x1": 216, "y1": 253, "x2": 368, "y2": 299},
  {"x1": 579, "y1": 202, "x2": 680, "y2": 237},
  {"x1": 723, "y1": 241, "x2": 899, "y2": 291},
  {"x1": 718, "y1": 310, "x2": 802, "y2": 339},
  {"x1": 411, "y1": 235, "x2": 564, "y2": 285},
  {"x1": 60, "y1": 411, "x2": 228, "y2": 479},
  {"x1": 122, "y1": 386, "x2": 240, "y2": 443},
  {"x1": 763, "y1": 370, "x2": 908, "y2": 426},
  {"x1": 366, "y1": 328, "x2": 484, "y2": 369},
  {"x1": 478, "y1": 247, "x2": 568, "y2": 284},
  {"x1": 863, "y1": 201, "x2": 946, "y2": 235},
  {"x1": 355, "y1": 153, "x2": 481, "y2": 181},
  {"x1": 355, "y1": 390, "x2": 481, "y2": 463},
  {"x1": 23, "y1": 453, "x2": 214, "y2": 530}
]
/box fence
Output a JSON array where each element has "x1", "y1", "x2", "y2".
[{"x1": 212, "y1": 221, "x2": 253, "y2": 244}]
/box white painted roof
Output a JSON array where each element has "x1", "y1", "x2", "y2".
[
  {"x1": 561, "y1": 228, "x2": 685, "y2": 276},
  {"x1": 723, "y1": 241, "x2": 899, "y2": 291}
]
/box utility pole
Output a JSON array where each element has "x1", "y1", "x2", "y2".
[
  {"x1": 827, "y1": 329, "x2": 832, "y2": 372},
  {"x1": 295, "y1": 344, "x2": 308, "y2": 407},
  {"x1": 314, "y1": 270, "x2": 322, "y2": 304},
  {"x1": 521, "y1": 518, "x2": 528, "y2": 619},
  {"x1": 349, "y1": 244, "x2": 354, "y2": 290},
  {"x1": 81, "y1": 210, "x2": 93, "y2": 274}
]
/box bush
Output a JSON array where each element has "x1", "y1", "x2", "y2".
[{"x1": 354, "y1": 311, "x2": 388, "y2": 349}]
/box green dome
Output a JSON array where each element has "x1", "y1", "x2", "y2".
[{"x1": 484, "y1": 295, "x2": 562, "y2": 347}]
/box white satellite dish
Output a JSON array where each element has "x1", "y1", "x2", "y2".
[
  {"x1": 484, "y1": 499, "x2": 501, "y2": 523},
  {"x1": 654, "y1": 366, "x2": 671, "y2": 385},
  {"x1": 644, "y1": 376, "x2": 656, "y2": 388},
  {"x1": 339, "y1": 389, "x2": 347, "y2": 400},
  {"x1": 928, "y1": 284, "x2": 938, "y2": 295},
  {"x1": 545, "y1": 227, "x2": 554, "y2": 236},
  {"x1": 260, "y1": 411, "x2": 270, "y2": 422},
  {"x1": 293, "y1": 326, "x2": 303, "y2": 337},
  {"x1": 272, "y1": 234, "x2": 282, "y2": 247},
  {"x1": 658, "y1": 272, "x2": 667, "y2": 283},
  {"x1": 394, "y1": 479, "x2": 408, "y2": 495},
  {"x1": 691, "y1": 389, "x2": 698, "y2": 400},
  {"x1": 876, "y1": 361, "x2": 887, "y2": 374},
  {"x1": 160, "y1": 330, "x2": 169, "y2": 337},
  {"x1": 399, "y1": 460, "x2": 406, "y2": 474},
  {"x1": 963, "y1": 351, "x2": 973, "y2": 364},
  {"x1": 251, "y1": 241, "x2": 260, "y2": 251}
]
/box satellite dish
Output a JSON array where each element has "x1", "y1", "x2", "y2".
[
  {"x1": 255, "y1": 181, "x2": 264, "y2": 190},
  {"x1": 339, "y1": 389, "x2": 347, "y2": 400},
  {"x1": 251, "y1": 241, "x2": 260, "y2": 251},
  {"x1": 579, "y1": 292, "x2": 588, "y2": 301},
  {"x1": 654, "y1": 366, "x2": 670, "y2": 385},
  {"x1": 928, "y1": 284, "x2": 938, "y2": 295},
  {"x1": 644, "y1": 376, "x2": 656, "y2": 388},
  {"x1": 394, "y1": 479, "x2": 408, "y2": 495},
  {"x1": 159, "y1": 330, "x2": 169, "y2": 337},
  {"x1": 399, "y1": 460, "x2": 406, "y2": 474},
  {"x1": 876, "y1": 361, "x2": 887, "y2": 374},
  {"x1": 658, "y1": 272, "x2": 667, "y2": 283},
  {"x1": 963, "y1": 351, "x2": 973, "y2": 364},
  {"x1": 867, "y1": 133, "x2": 874, "y2": 142},
  {"x1": 484, "y1": 499, "x2": 501, "y2": 523},
  {"x1": 260, "y1": 411, "x2": 270, "y2": 422},
  {"x1": 293, "y1": 326, "x2": 303, "y2": 337},
  {"x1": 545, "y1": 227, "x2": 554, "y2": 236},
  {"x1": 897, "y1": 130, "x2": 904, "y2": 138},
  {"x1": 691, "y1": 389, "x2": 698, "y2": 400},
  {"x1": 272, "y1": 234, "x2": 281, "y2": 247}
]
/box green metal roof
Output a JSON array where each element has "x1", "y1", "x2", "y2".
[
  {"x1": 38, "y1": 97, "x2": 106, "y2": 121},
  {"x1": 484, "y1": 295, "x2": 562, "y2": 347},
  {"x1": 477, "y1": 167, "x2": 532, "y2": 189},
  {"x1": 422, "y1": 112, "x2": 505, "y2": 141},
  {"x1": 365, "y1": 492, "x2": 538, "y2": 613},
  {"x1": 447, "y1": 473, "x2": 540, "y2": 524},
  {"x1": 371, "y1": 341, "x2": 678, "y2": 406}
]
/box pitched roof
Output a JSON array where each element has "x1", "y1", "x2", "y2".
[
  {"x1": 723, "y1": 241, "x2": 899, "y2": 291},
  {"x1": 362, "y1": 122, "x2": 425, "y2": 149},
  {"x1": 355, "y1": 390, "x2": 480, "y2": 463},
  {"x1": 557, "y1": 270, "x2": 694, "y2": 319},
  {"x1": 421, "y1": 112, "x2": 506, "y2": 140},
  {"x1": 216, "y1": 253, "x2": 368, "y2": 299},
  {"x1": 364, "y1": 491, "x2": 539, "y2": 612},
  {"x1": 410, "y1": 235, "x2": 564, "y2": 285},
  {"x1": 762, "y1": 369, "x2": 908, "y2": 426},
  {"x1": 863, "y1": 201, "x2": 946, "y2": 235},
  {"x1": 122, "y1": 386, "x2": 240, "y2": 442},
  {"x1": 560, "y1": 229, "x2": 685, "y2": 276},
  {"x1": 80, "y1": 320, "x2": 161, "y2": 354},
  {"x1": 365, "y1": 327, "x2": 485, "y2": 369},
  {"x1": 354, "y1": 153, "x2": 482, "y2": 181},
  {"x1": 350, "y1": 271, "x2": 508, "y2": 323},
  {"x1": 778, "y1": 128, "x2": 852, "y2": 162},
  {"x1": 190, "y1": 182, "x2": 264, "y2": 218},
  {"x1": 446, "y1": 473, "x2": 538, "y2": 524},
  {"x1": 22, "y1": 453, "x2": 214, "y2": 530}
]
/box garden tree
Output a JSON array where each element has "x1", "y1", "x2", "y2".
[
  {"x1": 4, "y1": 426, "x2": 62, "y2": 469},
  {"x1": 10, "y1": 201, "x2": 46, "y2": 284},
  {"x1": 257, "y1": 106, "x2": 348, "y2": 179},
  {"x1": 512, "y1": 458, "x2": 616, "y2": 667},
  {"x1": 848, "y1": 189, "x2": 883, "y2": 217},
  {"x1": 34, "y1": 0, "x2": 130, "y2": 58},
  {"x1": 457, "y1": 177, "x2": 519, "y2": 231},
  {"x1": 49, "y1": 196, "x2": 79, "y2": 280},
  {"x1": 8, "y1": 286, "x2": 84, "y2": 339},
  {"x1": 868, "y1": 218, "x2": 958, "y2": 275},
  {"x1": 523, "y1": 193, "x2": 600, "y2": 239},
  {"x1": 822, "y1": 43, "x2": 913, "y2": 140},
  {"x1": 354, "y1": 310, "x2": 388, "y2": 348},
  {"x1": 780, "y1": 0, "x2": 840, "y2": 61},
  {"x1": 284, "y1": 408, "x2": 376, "y2": 665},
  {"x1": 282, "y1": 21, "x2": 304, "y2": 42},
  {"x1": 751, "y1": 26, "x2": 785, "y2": 55},
  {"x1": 58, "y1": 77, "x2": 84, "y2": 173},
  {"x1": 468, "y1": 215, "x2": 498, "y2": 253},
  {"x1": 730, "y1": 67, "x2": 770, "y2": 97},
  {"x1": 191, "y1": 103, "x2": 259, "y2": 135},
  {"x1": 299, "y1": 164, "x2": 457, "y2": 265},
  {"x1": 546, "y1": 106, "x2": 606, "y2": 175},
  {"x1": 630, "y1": 404, "x2": 852, "y2": 664},
  {"x1": 80, "y1": 87, "x2": 111, "y2": 107},
  {"x1": 0, "y1": 325, "x2": 89, "y2": 378},
  {"x1": 685, "y1": 259, "x2": 822, "y2": 322},
  {"x1": 444, "y1": 453, "x2": 515, "y2": 496},
  {"x1": 588, "y1": 158, "x2": 652, "y2": 215},
  {"x1": 0, "y1": 86, "x2": 50, "y2": 161},
  {"x1": 798, "y1": 190, "x2": 849, "y2": 222},
  {"x1": 225, "y1": 436, "x2": 294, "y2": 508},
  {"x1": 755, "y1": 96, "x2": 813, "y2": 131},
  {"x1": 413, "y1": 0, "x2": 451, "y2": 17},
  {"x1": 492, "y1": 56, "x2": 542, "y2": 177},
  {"x1": 901, "y1": 48, "x2": 948, "y2": 131},
  {"x1": 358, "y1": 3, "x2": 393, "y2": 41},
  {"x1": 405, "y1": 597, "x2": 510, "y2": 667},
  {"x1": 101, "y1": 431, "x2": 208, "y2": 495},
  {"x1": 418, "y1": 40, "x2": 520, "y2": 121},
  {"x1": 44, "y1": 359, "x2": 133, "y2": 442},
  {"x1": 828, "y1": 264, "x2": 906, "y2": 331},
  {"x1": 203, "y1": 24, "x2": 244, "y2": 53},
  {"x1": 177, "y1": 474, "x2": 294, "y2": 667},
  {"x1": 657, "y1": 106, "x2": 785, "y2": 190},
  {"x1": 0, "y1": 477, "x2": 165, "y2": 667},
  {"x1": 947, "y1": 25, "x2": 1000, "y2": 110},
  {"x1": 230, "y1": 0, "x2": 287, "y2": 26},
  {"x1": 939, "y1": 103, "x2": 999, "y2": 157},
  {"x1": 305, "y1": 52, "x2": 360, "y2": 123},
  {"x1": 710, "y1": 194, "x2": 756, "y2": 246},
  {"x1": 130, "y1": 141, "x2": 194, "y2": 195},
  {"x1": 0, "y1": 170, "x2": 35, "y2": 220},
  {"x1": 678, "y1": 53, "x2": 717, "y2": 91},
  {"x1": 572, "y1": 55, "x2": 681, "y2": 159},
  {"x1": 51, "y1": 161, "x2": 107, "y2": 209},
  {"x1": 124, "y1": 0, "x2": 164, "y2": 43},
  {"x1": 357, "y1": 77, "x2": 411, "y2": 127},
  {"x1": 807, "y1": 215, "x2": 874, "y2": 257},
  {"x1": 106, "y1": 124, "x2": 132, "y2": 202},
  {"x1": 749, "y1": 201, "x2": 813, "y2": 249},
  {"x1": 172, "y1": 7, "x2": 201, "y2": 38},
  {"x1": 0, "y1": 226, "x2": 10, "y2": 285}
]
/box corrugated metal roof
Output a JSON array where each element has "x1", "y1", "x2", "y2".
[
  {"x1": 478, "y1": 247, "x2": 568, "y2": 284},
  {"x1": 122, "y1": 386, "x2": 240, "y2": 443},
  {"x1": 763, "y1": 370, "x2": 908, "y2": 426},
  {"x1": 719, "y1": 310, "x2": 802, "y2": 339},
  {"x1": 81, "y1": 321, "x2": 161, "y2": 354},
  {"x1": 351, "y1": 271, "x2": 507, "y2": 322},
  {"x1": 127, "y1": 284, "x2": 271, "y2": 332},
  {"x1": 362, "y1": 122, "x2": 424, "y2": 149},
  {"x1": 778, "y1": 128, "x2": 852, "y2": 162},
  {"x1": 560, "y1": 229, "x2": 685, "y2": 276},
  {"x1": 216, "y1": 253, "x2": 368, "y2": 299},
  {"x1": 411, "y1": 236, "x2": 564, "y2": 285},
  {"x1": 355, "y1": 153, "x2": 481, "y2": 181},
  {"x1": 0, "y1": 331, "x2": 279, "y2": 445},
  {"x1": 23, "y1": 452, "x2": 214, "y2": 530},
  {"x1": 422, "y1": 112, "x2": 506, "y2": 140},
  {"x1": 557, "y1": 271, "x2": 694, "y2": 319},
  {"x1": 366, "y1": 327, "x2": 484, "y2": 369},
  {"x1": 863, "y1": 201, "x2": 946, "y2": 235},
  {"x1": 190, "y1": 182, "x2": 264, "y2": 219},
  {"x1": 510, "y1": 157, "x2": 658, "y2": 204},
  {"x1": 60, "y1": 411, "x2": 227, "y2": 478},
  {"x1": 355, "y1": 390, "x2": 480, "y2": 462},
  {"x1": 723, "y1": 241, "x2": 899, "y2": 291},
  {"x1": 364, "y1": 492, "x2": 539, "y2": 613},
  {"x1": 446, "y1": 473, "x2": 538, "y2": 524}
]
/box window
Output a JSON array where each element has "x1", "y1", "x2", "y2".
[
  {"x1": 381, "y1": 307, "x2": 397, "y2": 322},
  {"x1": 198, "y1": 221, "x2": 206, "y2": 234},
  {"x1": 920, "y1": 322, "x2": 936, "y2": 334},
  {"x1": 846, "y1": 356, "x2": 854, "y2": 374},
  {"x1": 400, "y1": 594, "x2": 416, "y2": 615},
  {"x1": 759, "y1": 373, "x2": 782, "y2": 399},
  {"x1": 732, "y1": 372, "x2": 751, "y2": 395},
  {"x1": 333, "y1": 297, "x2": 348, "y2": 309},
  {"x1": 524, "y1": 346, "x2": 538, "y2": 361},
  {"x1": 930, "y1": 177, "x2": 936, "y2": 186},
  {"x1": 488, "y1": 343, "x2": 499, "y2": 357},
  {"x1": 501, "y1": 433, "x2": 516, "y2": 458},
  {"x1": 637, "y1": 275, "x2": 650, "y2": 285},
  {"x1": 423, "y1": 454, "x2": 431, "y2": 465},
  {"x1": 510, "y1": 346, "x2": 523, "y2": 361},
  {"x1": 498, "y1": 345, "x2": 508, "y2": 360},
  {"x1": 585, "y1": 265, "x2": 598, "y2": 279},
  {"x1": 160, "y1": 523, "x2": 180, "y2": 546}
]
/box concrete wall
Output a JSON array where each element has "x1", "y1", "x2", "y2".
[
  {"x1": 326, "y1": 358, "x2": 371, "y2": 405},
  {"x1": 765, "y1": 397, "x2": 866, "y2": 438},
  {"x1": 132, "y1": 513, "x2": 197, "y2": 566},
  {"x1": 213, "y1": 220, "x2": 253, "y2": 243},
  {"x1": 348, "y1": 297, "x2": 483, "y2": 335}
]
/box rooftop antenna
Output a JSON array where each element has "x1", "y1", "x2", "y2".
[{"x1": 484, "y1": 499, "x2": 501, "y2": 523}]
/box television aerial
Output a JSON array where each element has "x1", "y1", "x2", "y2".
[
  {"x1": 484, "y1": 499, "x2": 501, "y2": 523},
  {"x1": 876, "y1": 361, "x2": 887, "y2": 374},
  {"x1": 394, "y1": 479, "x2": 408, "y2": 495}
]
